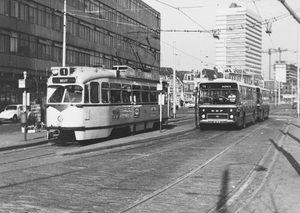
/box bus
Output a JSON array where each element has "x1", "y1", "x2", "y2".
[
  {"x1": 198, "y1": 79, "x2": 258, "y2": 129},
  {"x1": 256, "y1": 87, "x2": 270, "y2": 121},
  {"x1": 46, "y1": 65, "x2": 168, "y2": 142}
]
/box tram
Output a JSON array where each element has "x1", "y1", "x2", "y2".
[
  {"x1": 46, "y1": 65, "x2": 168, "y2": 141},
  {"x1": 198, "y1": 79, "x2": 258, "y2": 129}
]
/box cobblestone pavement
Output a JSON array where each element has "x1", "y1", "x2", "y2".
[{"x1": 1, "y1": 109, "x2": 300, "y2": 212}]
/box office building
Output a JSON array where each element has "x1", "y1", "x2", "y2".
[
  {"x1": 215, "y1": 3, "x2": 262, "y2": 77},
  {"x1": 0, "y1": 0, "x2": 160, "y2": 110}
]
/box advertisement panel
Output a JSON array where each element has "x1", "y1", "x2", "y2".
[{"x1": 275, "y1": 64, "x2": 287, "y2": 83}]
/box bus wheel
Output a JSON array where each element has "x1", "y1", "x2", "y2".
[
  {"x1": 241, "y1": 116, "x2": 246, "y2": 129},
  {"x1": 252, "y1": 111, "x2": 256, "y2": 124}
]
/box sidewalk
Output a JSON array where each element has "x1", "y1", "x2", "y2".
[
  {"x1": 0, "y1": 114, "x2": 195, "y2": 153},
  {"x1": 1, "y1": 115, "x2": 300, "y2": 212},
  {"x1": 0, "y1": 129, "x2": 48, "y2": 152},
  {"x1": 240, "y1": 118, "x2": 300, "y2": 213}
]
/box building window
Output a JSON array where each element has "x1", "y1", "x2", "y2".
[
  {"x1": 0, "y1": 34, "x2": 10, "y2": 53},
  {"x1": 10, "y1": 32, "x2": 18, "y2": 53}
]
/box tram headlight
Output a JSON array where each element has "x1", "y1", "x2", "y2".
[
  {"x1": 57, "y1": 115, "x2": 64, "y2": 122},
  {"x1": 52, "y1": 69, "x2": 59, "y2": 76}
]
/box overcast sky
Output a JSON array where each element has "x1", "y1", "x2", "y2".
[{"x1": 142, "y1": 0, "x2": 300, "y2": 78}]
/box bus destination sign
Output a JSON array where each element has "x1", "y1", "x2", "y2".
[
  {"x1": 200, "y1": 83, "x2": 237, "y2": 89},
  {"x1": 52, "y1": 77, "x2": 76, "y2": 84}
]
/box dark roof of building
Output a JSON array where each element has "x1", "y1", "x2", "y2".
[{"x1": 160, "y1": 67, "x2": 173, "y2": 76}]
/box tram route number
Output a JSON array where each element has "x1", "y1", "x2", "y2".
[{"x1": 112, "y1": 110, "x2": 120, "y2": 119}]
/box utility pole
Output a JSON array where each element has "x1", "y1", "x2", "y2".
[
  {"x1": 278, "y1": 0, "x2": 300, "y2": 24},
  {"x1": 173, "y1": 41, "x2": 177, "y2": 119},
  {"x1": 278, "y1": 0, "x2": 300, "y2": 117},
  {"x1": 62, "y1": 0, "x2": 67, "y2": 67}
]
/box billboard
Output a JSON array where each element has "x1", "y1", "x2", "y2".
[{"x1": 275, "y1": 64, "x2": 287, "y2": 83}]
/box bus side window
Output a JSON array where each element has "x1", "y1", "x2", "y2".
[
  {"x1": 90, "y1": 82, "x2": 99, "y2": 103},
  {"x1": 101, "y1": 82, "x2": 109, "y2": 103},
  {"x1": 110, "y1": 83, "x2": 121, "y2": 103}
]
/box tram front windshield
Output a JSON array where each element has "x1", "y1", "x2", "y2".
[
  {"x1": 47, "y1": 85, "x2": 83, "y2": 103},
  {"x1": 200, "y1": 89, "x2": 238, "y2": 104}
]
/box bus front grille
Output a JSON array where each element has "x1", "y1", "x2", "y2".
[{"x1": 207, "y1": 113, "x2": 228, "y2": 120}]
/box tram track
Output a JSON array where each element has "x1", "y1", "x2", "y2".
[
  {"x1": 0, "y1": 108, "x2": 288, "y2": 213},
  {"x1": 119, "y1": 122, "x2": 271, "y2": 213},
  {"x1": 0, "y1": 110, "x2": 292, "y2": 213}
]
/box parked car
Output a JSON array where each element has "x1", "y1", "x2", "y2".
[
  {"x1": 0, "y1": 104, "x2": 24, "y2": 123},
  {"x1": 185, "y1": 101, "x2": 195, "y2": 108}
]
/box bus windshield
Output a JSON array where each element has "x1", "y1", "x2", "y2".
[
  {"x1": 47, "y1": 85, "x2": 83, "y2": 103},
  {"x1": 200, "y1": 89, "x2": 238, "y2": 104}
]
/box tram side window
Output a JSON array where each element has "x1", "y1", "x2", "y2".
[
  {"x1": 90, "y1": 82, "x2": 99, "y2": 103},
  {"x1": 132, "y1": 85, "x2": 141, "y2": 103},
  {"x1": 142, "y1": 86, "x2": 149, "y2": 103},
  {"x1": 150, "y1": 86, "x2": 157, "y2": 103},
  {"x1": 110, "y1": 83, "x2": 121, "y2": 103},
  {"x1": 122, "y1": 84, "x2": 131, "y2": 103},
  {"x1": 84, "y1": 85, "x2": 89, "y2": 103},
  {"x1": 101, "y1": 82, "x2": 109, "y2": 103}
]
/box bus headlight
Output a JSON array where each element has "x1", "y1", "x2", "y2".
[
  {"x1": 202, "y1": 109, "x2": 205, "y2": 112},
  {"x1": 57, "y1": 115, "x2": 64, "y2": 122},
  {"x1": 230, "y1": 109, "x2": 233, "y2": 112},
  {"x1": 230, "y1": 115, "x2": 234, "y2": 119},
  {"x1": 202, "y1": 114, "x2": 206, "y2": 118}
]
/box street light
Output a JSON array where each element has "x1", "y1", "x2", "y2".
[{"x1": 173, "y1": 41, "x2": 177, "y2": 119}]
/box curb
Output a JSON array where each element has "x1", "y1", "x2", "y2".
[
  {"x1": 56, "y1": 124, "x2": 196, "y2": 156},
  {"x1": 0, "y1": 139, "x2": 49, "y2": 152}
]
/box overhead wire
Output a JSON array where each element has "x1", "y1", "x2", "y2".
[{"x1": 64, "y1": 1, "x2": 300, "y2": 71}]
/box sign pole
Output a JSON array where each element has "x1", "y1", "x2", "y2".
[
  {"x1": 160, "y1": 92, "x2": 162, "y2": 132},
  {"x1": 23, "y1": 71, "x2": 27, "y2": 141},
  {"x1": 158, "y1": 78, "x2": 163, "y2": 133},
  {"x1": 194, "y1": 87, "x2": 198, "y2": 128}
]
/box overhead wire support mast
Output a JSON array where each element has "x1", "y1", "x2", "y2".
[
  {"x1": 278, "y1": 0, "x2": 300, "y2": 24},
  {"x1": 278, "y1": 0, "x2": 300, "y2": 117}
]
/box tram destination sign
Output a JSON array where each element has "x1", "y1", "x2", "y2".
[{"x1": 52, "y1": 77, "x2": 76, "y2": 84}]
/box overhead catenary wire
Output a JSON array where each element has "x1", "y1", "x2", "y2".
[{"x1": 61, "y1": 1, "x2": 300, "y2": 71}]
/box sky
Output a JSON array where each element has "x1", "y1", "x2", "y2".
[{"x1": 142, "y1": 0, "x2": 300, "y2": 79}]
